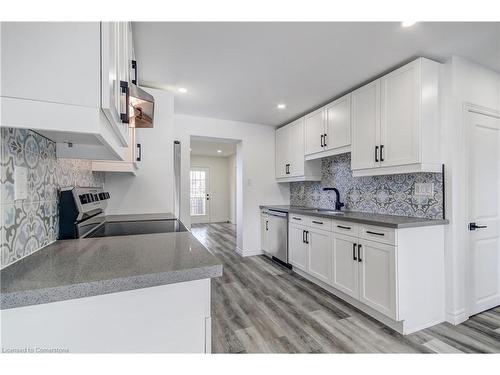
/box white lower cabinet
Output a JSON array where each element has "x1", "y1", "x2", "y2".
[
  {"x1": 357, "y1": 239, "x2": 397, "y2": 319},
  {"x1": 307, "y1": 228, "x2": 332, "y2": 284},
  {"x1": 331, "y1": 233, "x2": 359, "y2": 299},
  {"x1": 287, "y1": 214, "x2": 445, "y2": 334}
]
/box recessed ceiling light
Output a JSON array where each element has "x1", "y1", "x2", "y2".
[
  {"x1": 177, "y1": 87, "x2": 188, "y2": 93},
  {"x1": 277, "y1": 104, "x2": 286, "y2": 110},
  {"x1": 217, "y1": 150, "x2": 222, "y2": 153},
  {"x1": 401, "y1": 21, "x2": 417, "y2": 28}
]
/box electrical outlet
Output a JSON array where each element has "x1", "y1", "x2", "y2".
[
  {"x1": 414, "y1": 183, "x2": 434, "y2": 197},
  {"x1": 14, "y1": 166, "x2": 28, "y2": 200}
]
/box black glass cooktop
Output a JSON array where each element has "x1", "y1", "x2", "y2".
[{"x1": 86, "y1": 219, "x2": 187, "y2": 238}]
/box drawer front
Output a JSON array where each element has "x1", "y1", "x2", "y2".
[
  {"x1": 332, "y1": 221, "x2": 359, "y2": 237},
  {"x1": 359, "y1": 225, "x2": 396, "y2": 245},
  {"x1": 289, "y1": 214, "x2": 310, "y2": 226},
  {"x1": 309, "y1": 217, "x2": 332, "y2": 231}
]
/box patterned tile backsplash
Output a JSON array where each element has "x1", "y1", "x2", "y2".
[
  {"x1": 290, "y1": 153, "x2": 443, "y2": 219},
  {"x1": 1, "y1": 128, "x2": 105, "y2": 268}
]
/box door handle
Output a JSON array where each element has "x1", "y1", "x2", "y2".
[
  {"x1": 323, "y1": 133, "x2": 328, "y2": 147},
  {"x1": 321, "y1": 134, "x2": 324, "y2": 148},
  {"x1": 302, "y1": 230, "x2": 306, "y2": 243},
  {"x1": 120, "y1": 81, "x2": 130, "y2": 123},
  {"x1": 469, "y1": 222, "x2": 487, "y2": 231},
  {"x1": 380, "y1": 145, "x2": 384, "y2": 162},
  {"x1": 366, "y1": 230, "x2": 384, "y2": 236},
  {"x1": 375, "y1": 145, "x2": 379, "y2": 162},
  {"x1": 305, "y1": 231, "x2": 309, "y2": 244},
  {"x1": 353, "y1": 243, "x2": 357, "y2": 261},
  {"x1": 266, "y1": 220, "x2": 268, "y2": 231},
  {"x1": 357, "y1": 244, "x2": 362, "y2": 262}
]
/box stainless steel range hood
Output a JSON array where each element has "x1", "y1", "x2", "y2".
[{"x1": 129, "y1": 83, "x2": 155, "y2": 128}]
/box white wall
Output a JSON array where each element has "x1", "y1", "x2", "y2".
[
  {"x1": 441, "y1": 56, "x2": 500, "y2": 324},
  {"x1": 175, "y1": 114, "x2": 289, "y2": 255},
  {"x1": 228, "y1": 153, "x2": 237, "y2": 224},
  {"x1": 105, "y1": 88, "x2": 175, "y2": 214},
  {"x1": 190, "y1": 155, "x2": 231, "y2": 223}
]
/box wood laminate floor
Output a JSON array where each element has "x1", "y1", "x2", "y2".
[{"x1": 191, "y1": 223, "x2": 500, "y2": 354}]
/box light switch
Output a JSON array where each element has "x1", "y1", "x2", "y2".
[
  {"x1": 414, "y1": 183, "x2": 434, "y2": 197},
  {"x1": 14, "y1": 166, "x2": 28, "y2": 201}
]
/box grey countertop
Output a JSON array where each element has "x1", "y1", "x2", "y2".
[
  {"x1": 260, "y1": 205, "x2": 448, "y2": 228},
  {"x1": 1, "y1": 215, "x2": 222, "y2": 310}
]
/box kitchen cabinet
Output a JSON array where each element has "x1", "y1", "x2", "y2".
[
  {"x1": 304, "y1": 94, "x2": 352, "y2": 160},
  {"x1": 288, "y1": 224, "x2": 308, "y2": 271},
  {"x1": 286, "y1": 213, "x2": 445, "y2": 334},
  {"x1": 351, "y1": 58, "x2": 441, "y2": 176},
  {"x1": 91, "y1": 128, "x2": 140, "y2": 174},
  {"x1": 1, "y1": 22, "x2": 135, "y2": 161},
  {"x1": 358, "y1": 239, "x2": 397, "y2": 319},
  {"x1": 332, "y1": 233, "x2": 359, "y2": 299},
  {"x1": 275, "y1": 118, "x2": 321, "y2": 182}
]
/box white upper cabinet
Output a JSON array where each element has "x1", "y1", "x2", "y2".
[
  {"x1": 351, "y1": 58, "x2": 441, "y2": 176},
  {"x1": 275, "y1": 118, "x2": 321, "y2": 182},
  {"x1": 304, "y1": 93, "x2": 352, "y2": 160},
  {"x1": 1, "y1": 22, "x2": 135, "y2": 161}
]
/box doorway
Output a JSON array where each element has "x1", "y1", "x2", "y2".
[
  {"x1": 466, "y1": 109, "x2": 500, "y2": 316},
  {"x1": 190, "y1": 167, "x2": 210, "y2": 224}
]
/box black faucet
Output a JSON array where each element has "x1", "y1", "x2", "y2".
[{"x1": 323, "y1": 187, "x2": 345, "y2": 211}]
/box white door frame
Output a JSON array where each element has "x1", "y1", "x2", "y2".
[
  {"x1": 463, "y1": 103, "x2": 500, "y2": 318},
  {"x1": 190, "y1": 166, "x2": 210, "y2": 224}
]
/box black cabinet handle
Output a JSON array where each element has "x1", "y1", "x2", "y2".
[
  {"x1": 323, "y1": 133, "x2": 328, "y2": 147},
  {"x1": 337, "y1": 225, "x2": 351, "y2": 230},
  {"x1": 353, "y1": 243, "x2": 357, "y2": 261},
  {"x1": 312, "y1": 220, "x2": 324, "y2": 225},
  {"x1": 305, "y1": 231, "x2": 309, "y2": 244},
  {"x1": 131, "y1": 60, "x2": 138, "y2": 85},
  {"x1": 380, "y1": 145, "x2": 384, "y2": 162},
  {"x1": 136, "y1": 143, "x2": 142, "y2": 162},
  {"x1": 120, "y1": 81, "x2": 129, "y2": 123},
  {"x1": 357, "y1": 244, "x2": 362, "y2": 262},
  {"x1": 375, "y1": 145, "x2": 379, "y2": 162},
  {"x1": 366, "y1": 230, "x2": 384, "y2": 236},
  {"x1": 320, "y1": 134, "x2": 324, "y2": 148},
  {"x1": 302, "y1": 230, "x2": 305, "y2": 243},
  {"x1": 265, "y1": 221, "x2": 268, "y2": 231},
  {"x1": 292, "y1": 217, "x2": 302, "y2": 221}
]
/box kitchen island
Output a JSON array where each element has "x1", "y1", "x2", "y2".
[{"x1": 1, "y1": 214, "x2": 223, "y2": 353}]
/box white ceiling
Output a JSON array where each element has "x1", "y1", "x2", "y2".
[
  {"x1": 133, "y1": 22, "x2": 500, "y2": 126},
  {"x1": 190, "y1": 136, "x2": 237, "y2": 158}
]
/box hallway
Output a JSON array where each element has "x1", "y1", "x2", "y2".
[{"x1": 191, "y1": 223, "x2": 500, "y2": 353}]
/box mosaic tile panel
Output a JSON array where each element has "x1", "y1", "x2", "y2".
[
  {"x1": 290, "y1": 153, "x2": 443, "y2": 219},
  {"x1": 1, "y1": 128, "x2": 105, "y2": 268}
]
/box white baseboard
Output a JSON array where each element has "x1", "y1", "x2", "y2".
[
  {"x1": 240, "y1": 248, "x2": 264, "y2": 257},
  {"x1": 445, "y1": 309, "x2": 469, "y2": 325}
]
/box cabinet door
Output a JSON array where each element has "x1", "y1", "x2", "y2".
[
  {"x1": 380, "y1": 60, "x2": 420, "y2": 167},
  {"x1": 288, "y1": 118, "x2": 305, "y2": 177},
  {"x1": 358, "y1": 239, "x2": 397, "y2": 319},
  {"x1": 331, "y1": 233, "x2": 359, "y2": 299},
  {"x1": 260, "y1": 214, "x2": 269, "y2": 252},
  {"x1": 307, "y1": 228, "x2": 332, "y2": 284},
  {"x1": 289, "y1": 224, "x2": 307, "y2": 271},
  {"x1": 275, "y1": 126, "x2": 289, "y2": 179},
  {"x1": 351, "y1": 80, "x2": 381, "y2": 170},
  {"x1": 325, "y1": 94, "x2": 351, "y2": 151},
  {"x1": 304, "y1": 108, "x2": 326, "y2": 155}
]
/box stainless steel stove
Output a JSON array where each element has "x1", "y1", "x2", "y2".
[{"x1": 58, "y1": 187, "x2": 186, "y2": 240}]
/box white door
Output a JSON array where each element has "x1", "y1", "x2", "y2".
[
  {"x1": 275, "y1": 126, "x2": 289, "y2": 179},
  {"x1": 304, "y1": 108, "x2": 326, "y2": 156},
  {"x1": 288, "y1": 118, "x2": 305, "y2": 177},
  {"x1": 380, "y1": 61, "x2": 420, "y2": 167},
  {"x1": 467, "y1": 111, "x2": 500, "y2": 315},
  {"x1": 358, "y1": 239, "x2": 397, "y2": 319},
  {"x1": 351, "y1": 79, "x2": 381, "y2": 170},
  {"x1": 325, "y1": 94, "x2": 351, "y2": 151},
  {"x1": 331, "y1": 233, "x2": 359, "y2": 299},
  {"x1": 307, "y1": 228, "x2": 332, "y2": 284},
  {"x1": 190, "y1": 167, "x2": 210, "y2": 224},
  {"x1": 261, "y1": 213, "x2": 269, "y2": 253},
  {"x1": 289, "y1": 224, "x2": 307, "y2": 271}
]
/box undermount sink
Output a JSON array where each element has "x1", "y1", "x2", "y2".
[{"x1": 295, "y1": 208, "x2": 344, "y2": 215}]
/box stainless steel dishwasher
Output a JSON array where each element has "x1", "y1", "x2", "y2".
[{"x1": 261, "y1": 209, "x2": 289, "y2": 265}]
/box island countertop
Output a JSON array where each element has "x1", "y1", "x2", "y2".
[
  {"x1": 1, "y1": 230, "x2": 223, "y2": 310},
  {"x1": 260, "y1": 205, "x2": 448, "y2": 228}
]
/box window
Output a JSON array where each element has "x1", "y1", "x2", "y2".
[{"x1": 190, "y1": 170, "x2": 207, "y2": 216}]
